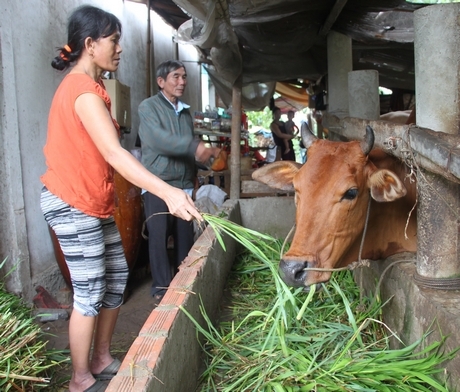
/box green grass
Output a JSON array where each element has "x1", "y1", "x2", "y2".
[{"x1": 182, "y1": 215, "x2": 457, "y2": 392}]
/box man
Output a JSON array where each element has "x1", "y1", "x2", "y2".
[{"x1": 138, "y1": 60, "x2": 220, "y2": 304}]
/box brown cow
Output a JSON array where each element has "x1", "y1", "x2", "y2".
[{"x1": 252, "y1": 125, "x2": 417, "y2": 289}]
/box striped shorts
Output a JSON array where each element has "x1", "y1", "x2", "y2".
[{"x1": 40, "y1": 187, "x2": 129, "y2": 317}]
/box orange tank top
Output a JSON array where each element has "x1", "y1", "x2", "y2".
[{"x1": 41, "y1": 73, "x2": 120, "y2": 218}]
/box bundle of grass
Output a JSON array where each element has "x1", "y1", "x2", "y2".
[
  {"x1": 0, "y1": 260, "x2": 68, "y2": 391},
  {"x1": 182, "y1": 215, "x2": 457, "y2": 391}
]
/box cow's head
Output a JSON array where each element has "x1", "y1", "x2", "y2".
[{"x1": 252, "y1": 125, "x2": 407, "y2": 290}]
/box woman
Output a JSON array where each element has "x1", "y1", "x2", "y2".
[
  {"x1": 270, "y1": 106, "x2": 295, "y2": 161},
  {"x1": 40, "y1": 5, "x2": 202, "y2": 392}
]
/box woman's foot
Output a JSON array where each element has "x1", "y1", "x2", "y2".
[
  {"x1": 90, "y1": 355, "x2": 118, "y2": 378},
  {"x1": 69, "y1": 372, "x2": 97, "y2": 392},
  {"x1": 91, "y1": 358, "x2": 121, "y2": 380}
]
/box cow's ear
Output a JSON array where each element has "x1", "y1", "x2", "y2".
[
  {"x1": 368, "y1": 169, "x2": 407, "y2": 202},
  {"x1": 252, "y1": 161, "x2": 301, "y2": 192}
]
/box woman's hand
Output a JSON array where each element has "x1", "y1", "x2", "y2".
[{"x1": 162, "y1": 185, "x2": 203, "y2": 222}]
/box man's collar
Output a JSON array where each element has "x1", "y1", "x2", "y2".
[{"x1": 160, "y1": 91, "x2": 190, "y2": 111}]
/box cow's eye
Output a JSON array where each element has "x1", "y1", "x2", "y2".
[{"x1": 342, "y1": 188, "x2": 358, "y2": 201}]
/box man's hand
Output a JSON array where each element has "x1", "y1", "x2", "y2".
[{"x1": 195, "y1": 141, "x2": 221, "y2": 164}]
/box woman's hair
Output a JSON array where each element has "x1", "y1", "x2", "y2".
[
  {"x1": 51, "y1": 5, "x2": 122, "y2": 71},
  {"x1": 156, "y1": 60, "x2": 186, "y2": 86}
]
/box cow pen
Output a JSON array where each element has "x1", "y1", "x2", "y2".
[{"x1": 106, "y1": 193, "x2": 459, "y2": 391}]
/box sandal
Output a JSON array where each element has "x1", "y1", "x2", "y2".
[
  {"x1": 92, "y1": 358, "x2": 121, "y2": 381},
  {"x1": 83, "y1": 379, "x2": 107, "y2": 392}
]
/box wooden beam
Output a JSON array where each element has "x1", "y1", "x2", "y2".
[
  {"x1": 324, "y1": 114, "x2": 460, "y2": 184},
  {"x1": 230, "y1": 75, "x2": 242, "y2": 199},
  {"x1": 146, "y1": 0, "x2": 152, "y2": 97},
  {"x1": 318, "y1": 0, "x2": 349, "y2": 37}
]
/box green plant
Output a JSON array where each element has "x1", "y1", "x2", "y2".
[
  {"x1": 247, "y1": 106, "x2": 273, "y2": 130},
  {"x1": 184, "y1": 216, "x2": 457, "y2": 391},
  {"x1": 0, "y1": 259, "x2": 69, "y2": 391}
]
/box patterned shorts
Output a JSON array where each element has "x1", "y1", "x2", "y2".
[{"x1": 40, "y1": 187, "x2": 129, "y2": 316}]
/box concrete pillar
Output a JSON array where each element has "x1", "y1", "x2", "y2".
[
  {"x1": 414, "y1": 4, "x2": 460, "y2": 285},
  {"x1": 327, "y1": 31, "x2": 352, "y2": 118},
  {"x1": 348, "y1": 70, "x2": 380, "y2": 121}
]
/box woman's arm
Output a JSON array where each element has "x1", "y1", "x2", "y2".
[{"x1": 75, "y1": 92, "x2": 201, "y2": 222}]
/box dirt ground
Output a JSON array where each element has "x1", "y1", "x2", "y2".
[{"x1": 40, "y1": 265, "x2": 155, "y2": 391}]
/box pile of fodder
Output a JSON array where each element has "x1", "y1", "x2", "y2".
[
  {"x1": 183, "y1": 215, "x2": 457, "y2": 392},
  {"x1": 0, "y1": 261, "x2": 68, "y2": 391}
]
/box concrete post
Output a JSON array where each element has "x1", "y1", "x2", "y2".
[
  {"x1": 414, "y1": 4, "x2": 460, "y2": 285},
  {"x1": 348, "y1": 70, "x2": 380, "y2": 121},
  {"x1": 327, "y1": 31, "x2": 352, "y2": 118}
]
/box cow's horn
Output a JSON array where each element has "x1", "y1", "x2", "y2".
[
  {"x1": 360, "y1": 125, "x2": 374, "y2": 155},
  {"x1": 301, "y1": 121, "x2": 317, "y2": 149}
]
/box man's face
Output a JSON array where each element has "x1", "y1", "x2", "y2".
[{"x1": 158, "y1": 67, "x2": 187, "y2": 102}]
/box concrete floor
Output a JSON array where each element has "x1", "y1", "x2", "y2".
[{"x1": 41, "y1": 269, "x2": 155, "y2": 391}]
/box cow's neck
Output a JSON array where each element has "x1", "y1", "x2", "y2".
[{"x1": 340, "y1": 197, "x2": 417, "y2": 266}]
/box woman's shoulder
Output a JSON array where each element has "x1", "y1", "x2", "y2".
[
  {"x1": 60, "y1": 74, "x2": 109, "y2": 99},
  {"x1": 63, "y1": 73, "x2": 99, "y2": 87}
]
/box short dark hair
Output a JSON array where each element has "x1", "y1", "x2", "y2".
[
  {"x1": 51, "y1": 5, "x2": 122, "y2": 71},
  {"x1": 156, "y1": 60, "x2": 186, "y2": 86}
]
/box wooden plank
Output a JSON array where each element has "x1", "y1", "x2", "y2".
[
  {"x1": 324, "y1": 114, "x2": 460, "y2": 184},
  {"x1": 230, "y1": 76, "x2": 242, "y2": 199}
]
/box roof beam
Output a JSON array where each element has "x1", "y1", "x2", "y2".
[{"x1": 318, "y1": 0, "x2": 349, "y2": 37}]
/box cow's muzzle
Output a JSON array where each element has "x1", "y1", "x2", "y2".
[{"x1": 278, "y1": 259, "x2": 309, "y2": 288}]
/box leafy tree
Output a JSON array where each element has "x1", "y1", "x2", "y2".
[{"x1": 246, "y1": 106, "x2": 273, "y2": 130}]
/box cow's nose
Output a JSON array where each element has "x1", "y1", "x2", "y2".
[{"x1": 278, "y1": 259, "x2": 309, "y2": 287}]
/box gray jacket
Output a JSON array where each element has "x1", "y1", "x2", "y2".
[{"x1": 138, "y1": 93, "x2": 200, "y2": 189}]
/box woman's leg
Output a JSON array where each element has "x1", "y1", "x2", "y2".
[
  {"x1": 68, "y1": 310, "x2": 98, "y2": 390},
  {"x1": 91, "y1": 217, "x2": 128, "y2": 373},
  {"x1": 41, "y1": 188, "x2": 122, "y2": 391},
  {"x1": 90, "y1": 307, "x2": 121, "y2": 373}
]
